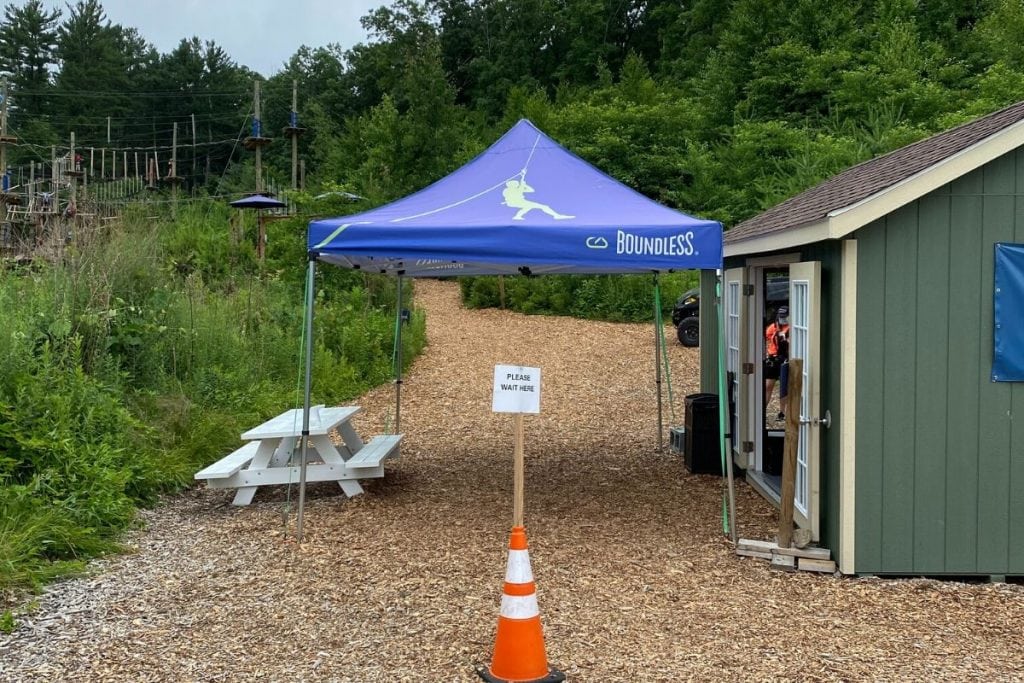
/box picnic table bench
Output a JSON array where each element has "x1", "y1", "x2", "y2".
[{"x1": 194, "y1": 405, "x2": 402, "y2": 505}]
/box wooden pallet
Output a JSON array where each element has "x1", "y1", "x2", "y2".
[{"x1": 736, "y1": 538, "x2": 837, "y2": 574}]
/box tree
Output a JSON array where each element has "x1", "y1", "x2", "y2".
[
  {"x1": 0, "y1": 0, "x2": 61, "y2": 122},
  {"x1": 53, "y1": 0, "x2": 136, "y2": 127}
]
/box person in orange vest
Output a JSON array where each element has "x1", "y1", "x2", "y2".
[{"x1": 764, "y1": 305, "x2": 790, "y2": 421}]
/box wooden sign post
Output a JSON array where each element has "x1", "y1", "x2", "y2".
[
  {"x1": 778, "y1": 358, "x2": 803, "y2": 549},
  {"x1": 513, "y1": 413, "x2": 525, "y2": 526},
  {"x1": 493, "y1": 364, "x2": 541, "y2": 525}
]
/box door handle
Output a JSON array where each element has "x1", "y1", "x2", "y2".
[{"x1": 798, "y1": 410, "x2": 831, "y2": 429}]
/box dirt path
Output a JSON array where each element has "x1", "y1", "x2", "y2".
[{"x1": 2, "y1": 279, "x2": 1022, "y2": 682}]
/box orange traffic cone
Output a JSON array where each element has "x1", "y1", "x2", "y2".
[{"x1": 477, "y1": 526, "x2": 564, "y2": 683}]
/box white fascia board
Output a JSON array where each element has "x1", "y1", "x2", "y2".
[{"x1": 724, "y1": 221, "x2": 830, "y2": 257}]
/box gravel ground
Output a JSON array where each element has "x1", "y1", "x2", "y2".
[{"x1": 2, "y1": 279, "x2": 1023, "y2": 682}]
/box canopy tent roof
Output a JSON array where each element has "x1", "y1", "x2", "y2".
[
  {"x1": 308, "y1": 120, "x2": 723, "y2": 276},
  {"x1": 230, "y1": 194, "x2": 287, "y2": 210}
]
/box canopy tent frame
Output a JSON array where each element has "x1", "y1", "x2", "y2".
[
  {"x1": 294, "y1": 119, "x2": 735, "y2": 542},
  {"x1": 295, "y1": 260, "x2": 736, "y2": 544}
]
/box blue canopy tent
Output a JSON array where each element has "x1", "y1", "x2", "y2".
[{"x1": 301, "y1": 120, "x2": 732, "y2": 537}]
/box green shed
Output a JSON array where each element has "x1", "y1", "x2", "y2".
[{"x1": 700, "y1": 101, "x2": 1024, "y2": 578}]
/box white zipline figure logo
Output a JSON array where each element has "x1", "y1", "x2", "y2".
[
  {"x1": 501, "y1": 178, "x2": 574, "y2": 221},
  {"x1": 383, "y1": 134, "x2": 575, "y2": 225}
]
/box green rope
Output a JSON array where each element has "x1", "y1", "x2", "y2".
[
  {"x1": 652, "y1": 281, "x2": 677, "y2": 422},
  {"x1": 282, "y1": 268, "x2": 312, "y2": 522},
  {"x1": 715, "y1": 278, "x2": 730, "y2": 536}
]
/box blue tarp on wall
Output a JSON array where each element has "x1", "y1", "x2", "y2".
[
  {"x1": 993, "y1": 242, "x2": 1024, "y2": 382},
  {"x1": 308, "y1": 119, "x2": 723, "y2": 276}
]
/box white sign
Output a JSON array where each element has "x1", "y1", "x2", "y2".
[{"x1": 492, "y1": 364, "x2": 541, "y2": 414}]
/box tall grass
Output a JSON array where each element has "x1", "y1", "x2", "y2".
[{"x1": 0, "y1": 203, "x2": 426, "y2": 600}]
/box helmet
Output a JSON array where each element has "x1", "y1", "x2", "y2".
[{"x1": 776, "y1": 305, "x2": 789, "y2": 324}]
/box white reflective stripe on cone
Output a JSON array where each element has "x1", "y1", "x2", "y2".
[
  {"x1": 504, "y1": 549, "x2": 534, "y2": 584},
  {"x1": 499, "y1": 593, "x2": 540, "y2": 619}
]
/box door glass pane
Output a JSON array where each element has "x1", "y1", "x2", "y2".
[
  {"x1": 791, "y1": 280, "x2": 810, "y2": 514},
  {"x1": 727, "y1": 281, "x2": 740, "y2": 452}
]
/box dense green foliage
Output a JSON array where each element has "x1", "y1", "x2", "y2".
[
  {"x1": 460, "y1": 272, "x2": 698, "y2": 322},
  {"x1": 0, "y1": 202, "x2": 425, "y2": 596}
]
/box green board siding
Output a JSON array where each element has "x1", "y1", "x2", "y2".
[
  {"x1": 945, "y1": 169, "x2": 983, "y2": 573},
  {"x1": 855, "y1": 151, "x2": 1024, "y2": 575},
  {"x1": 699, "y1": 269, "x2": 720, "y2": 393},
  {"x1": 914, "y1": 193, "x2": 950, "y2": 571},
  {"x1": 856, "y1": 221, "x2": 886, "y2": 572}
]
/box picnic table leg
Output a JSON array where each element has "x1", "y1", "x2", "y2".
[
  {"x1": 232, "y1": 439, "x2": 279, "y2": 505},
  {"x1": 271, "y1": 436, "x2": 298, "y2": 467},
  {"x1": 311, "y1": 434, "x2": 364, "y2": 497},
  {"x1": 337, "y1": 422, "x2": 364, "y2": 455}
]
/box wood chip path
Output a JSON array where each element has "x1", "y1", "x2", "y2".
[{"x1": 2, "y1": 279, "x2": 1022, "y2": 682}]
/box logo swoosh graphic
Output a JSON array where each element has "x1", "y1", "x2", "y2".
[
  {"x1": 313, "y1": 221, "x2": 371, "y2": 250},
  {"x1": 585, "y1": 236, "x2": 609, "y2": 249}
]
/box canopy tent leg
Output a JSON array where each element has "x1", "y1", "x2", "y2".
[
  {"x1": 653, "y1": 274, "x2": 663, "y2": 450},
  {"x1": 716, "y1": 273, "x2": 738, "y2": 544},
  {"x1": 394, "y1": 274, "x2": 404, "y2": 433},
  {"x1": 296, "y1": 255, "x2": 317, "y2": 541}
]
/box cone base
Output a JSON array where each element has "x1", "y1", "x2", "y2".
[{"x1": 476, "y1": 664, "x2": 566, "y2": 683}]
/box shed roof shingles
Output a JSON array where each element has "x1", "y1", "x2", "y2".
[{"x1": 725, "y1": 100, "x2": 1024, "y2": 243}]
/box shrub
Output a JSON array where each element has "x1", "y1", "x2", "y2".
[
  {"x1": 0, "y1": 202, "x2": 427, "y2": 598},
  {"x1": 460, "y1": 272, "x2": 698, "y2": 322}
]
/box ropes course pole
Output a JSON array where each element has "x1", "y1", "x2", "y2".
[
  {"x1": 296, "y1": 253, "x2": 317, "y2": 541},
  {"x1": 394, "y1": 273, "x2": 404, "y2": 434},
  {"x1": 653, "y1": 273, "x2": 663, "y2": 450},
  {"x1": 716, "y1": 273, "x2": 738, "y2": 544}
]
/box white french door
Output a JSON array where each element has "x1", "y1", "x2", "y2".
[
  {"x1": 789, "y1": 261, "x2": 822, "y2": 540},
  {"x1": 723, "y1": 268, "x2": 747, "y2": 466}
]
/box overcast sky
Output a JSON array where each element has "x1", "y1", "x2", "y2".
[{"x1": 41, "y1": 0, "x2": 385, "y2": 76}]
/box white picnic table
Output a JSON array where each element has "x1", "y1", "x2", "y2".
[{"x1": 194, "y1": 405, "x2": 402, "y2": 505}]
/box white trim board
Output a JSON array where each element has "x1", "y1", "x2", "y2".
[
  {"x1": 839, "y1": 239, "x2": 857, "y2": 574},
  {"x1": 725, "y1": 116, "x2": 1024, "y2": 257}
]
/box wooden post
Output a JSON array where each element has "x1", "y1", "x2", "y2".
[
  {"x1": 778, "y1": 359, "x2": 803, "y2": 549},
  {"x1": 498, "y1": 275, "x2": 506, "y2": 308},
  {"x1": 69, "y1": 132, "x2": 76, "y2": 202},
  {"x1": 122, "y1": 152, "x2": 127, "y2": 180},
  {"x1": 513, "y1": 413, "x2": 525, "y2": 527},
  {"x1": 50, "y1": 145, "x2": 57, "y2": 213},
  {"x1": 254, "y1": 79, "x2": 263, "y2": 193},
  {"x1": 28, "y1": 160, "x2": 34, "y2": 208},
  {"x1": 106, "y1": 116, "x2": 111, "y2": 144},
  {"x1": 191, "y1": 112, "x2": 197, "y2": 183},
  {"x1": 299, "y1": 159, "x2": 305, "y2": 190},
  {"x1": 291, "y1": 79, "x2": 298, "y2": 189},
  {"x1": 0, "y1": 77, "x2": 8, "y2": 189},
  {"x1": 134, "y1": 152, "x2": 139, "y2": 180},
  {"x1": 171, "y1": 122, "x2": 178, "y2": 215},
  {"x1": 257, "y1": 211, "x2": 265, "y2": 260},
  {"x1": 111, "y1": 148, "x2": 116, "y2": 180},
  {"x1": 172, "y1": 122, "x2": 178, "y2": 179},
  {"x1": 205, "y1": 122, "x2": 211, "y2": 186},
  {"x1": 100, "y1": 147, "x2": 105, "y2": 180}
]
